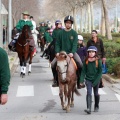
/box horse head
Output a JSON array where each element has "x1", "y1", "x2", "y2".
[
  {"x1": 22, "y1": 25, "x2": 31, "y2": 42},
  {"x1": 57, "y1": 51, "x2": 68, "y2": 82}
]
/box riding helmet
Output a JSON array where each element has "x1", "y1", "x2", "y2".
[
  {"x1": 87, "y1": 46, "x2": 97, "y2": 52},
  {"x1": 55, "y1": 20, "x2": 62, "y2": 25},
  {"x1": 64, "y1": 16, "x2": 74, "y2": 24}
]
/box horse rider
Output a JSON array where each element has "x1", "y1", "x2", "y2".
[
  {"x1": 30, "y1": 16, "x2": 39, "y2": 56},
  {"x1": 39, "y1": 22, "x2": 46, "y2": 38},
  {"x1": 16, "y1": 11, "x2": 35, "y2": 52},
  {"x1": 48, "y1": 20, "x2": 63, "y2": 87},
  {"x1": 51, "y1": 16, "x2": 83, "y2": 88}
]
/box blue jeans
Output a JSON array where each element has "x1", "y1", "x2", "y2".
[{"x1": 85, "y1": 80, "x2": 100, "y2": 96}]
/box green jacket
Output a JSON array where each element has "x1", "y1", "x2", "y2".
[
  {"x1": 39, "y1": 26, "x2": 46, "y2": 34},
  {"x1": 80, "y1": 59, "x2": 102, "y2": 87},
  {"x1": 0, "y1": 48, "x2": 10, "y2": 94},
  {"x1": 52, "y1": 28, "x2": 62, "y2": 40},
  {"x1": 16, "y1": 19, "x2": 33, "y2": 32},
  {"x1": 44, "y1": 32, "x2": 53, "y2": 43},
  {"x1": 55, "y1": 29, "x2": 78, "y2": 54}
]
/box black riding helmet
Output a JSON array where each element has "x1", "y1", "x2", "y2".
[{"x1": 64, "y1": 15, "x2": 74, "y2": 24}]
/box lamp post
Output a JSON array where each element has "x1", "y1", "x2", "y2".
[{"x1": 8, "y1": 0, "x2": 12, "y2": 43}]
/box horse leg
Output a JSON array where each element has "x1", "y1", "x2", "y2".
[
  {"x1": 59, "y1": 84, "x2": 65, "y2": 110},
  {"x1": 70, "y1": 84, "x2": 75, "y2": 107},
  {"x1": 28, "y1": 52, "x2": 33, "y2": 75},
  {"x1": 22, "y1": 57, "x2": 27, "y2": 77},
  {"x1": 66, "y1": 86, "x2": 72, "y2": 113}
]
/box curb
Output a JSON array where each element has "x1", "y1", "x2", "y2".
[{"x1": 102, "y1": 74, "x2": 120, "y2": 84}]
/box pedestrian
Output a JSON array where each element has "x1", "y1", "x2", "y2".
[
  {"x1": 80, "y1": 46, "x2": 102, "y2": 114},
  {"x1": 87, "y1": 30, "x2": 106, "y2": 88},
  {"x1": 51, "y1": 16, "x2": 83, "y2": 88},
  {"x1": 77, "y1": 35, "x2": 87, "y2": 63},
  {"x1": 3, "y1": 25, "x2": 6, "y2": 45},
  {"x1": 0, "y1": 47, "x2": 11, "y2": 105}
]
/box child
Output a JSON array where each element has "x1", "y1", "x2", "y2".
[
  {"x1": 77, "y1": 35, "x2": 87, "y2": 63},
  {"x1": 80, "y1": 46, "x2": 102, "y2": 114}
]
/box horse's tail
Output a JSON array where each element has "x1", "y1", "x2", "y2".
[{"x1": 74, "y1": 87, "x2": 81, "y2": 96}]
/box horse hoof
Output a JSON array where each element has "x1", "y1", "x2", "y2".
[
  {"x1": 22, "y1": 73, "x2": 25, "y2": 78},
  {"x1": 70, "y1": 103, "x2": 74, "y2": 107},
  {"x1": 20, "y1": 72, "x2": 23, "y2": 77},
  {"x1": 66, "y1": 107, "x2": 70, "y2": 113},
  {"x1": 62, "y1": 106, "x2": 67, "y2": 110},
  {"x1": 28, "y1": 71, "x2": 31, "y2": 75}
]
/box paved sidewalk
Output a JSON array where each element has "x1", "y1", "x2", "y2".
[{"x1": 7, "y1": 51, "x2": 18, "y2": 70}]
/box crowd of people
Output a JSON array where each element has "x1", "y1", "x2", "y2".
[{"x1": 1, "y1": 11, "x2": 107, "y2": 115}]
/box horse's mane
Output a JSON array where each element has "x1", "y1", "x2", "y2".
[{"x1": 22, "y1": 25, "x2": 31, "y2": 37}]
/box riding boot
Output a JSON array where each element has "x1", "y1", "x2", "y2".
[
  {"x1": 52, "y1": 68, "x2": 58, "y2": 87},
  {"x1": 94, "y1": 95, "x2": 100, "y2": 112},
  {"x1": 76, "y1": 68, "x2": 82, "y2": 89},
  {"x1": 76, "y1": 70, "x2": 80, "y2": 89},
  {"x1": 84, "y1": 95, "x2": 92, "y2": 114}
]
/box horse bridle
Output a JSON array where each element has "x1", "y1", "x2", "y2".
[
  {"x1": 18, "y1": 42, "x2": 28, "y2": 47},
  {"x1": 57, "y1": 57, "x2": 71, "y2": 75}
]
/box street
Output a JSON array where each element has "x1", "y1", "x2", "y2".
[{"x1": 0, "y1": 49, "x2": 120, "y2": 120}]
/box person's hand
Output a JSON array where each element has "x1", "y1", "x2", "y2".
[
  {"x1": 80, "y1": 83, "x2": 85, "y2": 88},
  {"x1": 102, "y1": 58, "x2": 106, "y2": 64},
  {"x1": 68, "y1": 53, "x2": 73, "y2": 58},
  {"x1": 56, "y1": 53, "x2": 59, "y2": 57},
  {"x1": 0, "y1": 94, "x2": 8, "y2": 105}
]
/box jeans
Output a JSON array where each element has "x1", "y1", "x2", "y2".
[{"x1": 85, "y1": 80, "x2": 100, "y2": 96}]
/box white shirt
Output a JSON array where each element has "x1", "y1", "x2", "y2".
[{"x1": 31, "y1": 20, "x2": 36, "y2": 33}]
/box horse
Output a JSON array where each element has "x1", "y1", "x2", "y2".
[
  {"x1": 56, "y1": 51, "x2": 81, "y2": 113},
  {"x1": 16, "y1": 25, "x2": 34, "y2": 78},
  {"x1": 38, "y1": 33, "x2": 46, "y2": 52}
]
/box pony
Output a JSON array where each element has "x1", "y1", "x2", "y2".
[
  {"x1": 56, "y1": 51, "x2": 81, "y2": 113},
  {"x1": 16, "y1": 25, "x2": 34, "y2": 78}
]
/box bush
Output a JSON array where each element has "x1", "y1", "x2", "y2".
[
  {"x1": 106, "y1": 57, "x2": 120, "y2": 74},
  {"x1": 113, "y1": 62, "x2": 120, "y2": 78},
  {"x1": 112, "y1": 33, "x2": 120, "y2": 37}
]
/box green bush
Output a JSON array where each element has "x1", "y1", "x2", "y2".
[
  {"x1": 113, "y1": 62, "x2": 120, "y2": 77},
  {"x1": 106, "y1": 57, "x2": 120, "y2": 74},
  {"x1": 112, "y1": 33, "x2": 120, "y2": 37}
]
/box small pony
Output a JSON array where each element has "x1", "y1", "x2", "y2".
[{"x1": 56, "y1": 51, "x2": 81, "y2": 113}]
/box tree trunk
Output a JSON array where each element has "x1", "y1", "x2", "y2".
[
  {"x1": 90, "y1": 0, "x2": 94, "y2": 30},
  {"x1": 85, "y1": 7, "x2": 88, "y2": 33},
  {"x1": 88, "y1": 2, "x2": 91, "y2": 33},
  {"x1": 80, "y1": 8, "x2": 83, "y2": 33},
  {"x1": 73, "y1": 7, "x2": 78, "y2": 31},
  {"x1": 101, "y1": 4, "x2": 106, "y2": 36},
  {"x1": 102, "y1": 0, "x2": 112, "y2": 40}
]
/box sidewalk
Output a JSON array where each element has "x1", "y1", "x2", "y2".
[{"x1": 8, "y1": 51, "x2": 18, "y2": 71}]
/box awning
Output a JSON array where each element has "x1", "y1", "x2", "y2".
[{"x1": 1, "y1": 4, "x2": 8, "y2": 14}]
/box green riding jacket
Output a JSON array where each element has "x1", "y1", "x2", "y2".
[
  {"x1": 55, "y1": 29, "x2": 78, "y2": 54},
  {"x1": 44, "y1": 32, "x2": 53, "y2": 43},
  {"x1": 16, "y1": 19, "x2": 33, "y2": 32}
]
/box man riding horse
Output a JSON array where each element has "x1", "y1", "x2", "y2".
[
  {"x1": 16, "y1": 11, "x2": 35, "y2": 52},
  {"x1": 51, "y1": 16, "x2": 83, "y2": 88}
]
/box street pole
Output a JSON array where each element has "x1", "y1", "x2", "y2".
[
  {"x1": 0, "y1": 0, "x2": 3, "y2": 48},
  {"x1": 8, "y1": 0, "x2": 12, "y2": 43}
]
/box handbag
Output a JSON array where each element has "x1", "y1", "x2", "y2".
[{"x1": 102, "y1": 63, "x2": 108, "y2": 74}]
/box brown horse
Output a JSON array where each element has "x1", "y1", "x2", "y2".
[
  {"x1": 38, "y1": 33, "x2": 46, "y2": 52},
  {"x1": 56, "y1": 51, "x2": 81, "y2": 113},
  {"x1": 16, "y1": 25, "x2": 33, "y2": 78}
]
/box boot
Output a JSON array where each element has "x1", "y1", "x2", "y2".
[
  {"x1": 84, "y1": 95, "x2": 92, "y2": 114},
  {"x1": 94, "y1": 95, "x2": 100, "y2": 112},
  {"x1": 52, "y1": 68, "x2": 59, "y2": 87},
  {"x1": 76, "y1": 68, "x2": 82, "y2": 89}
]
